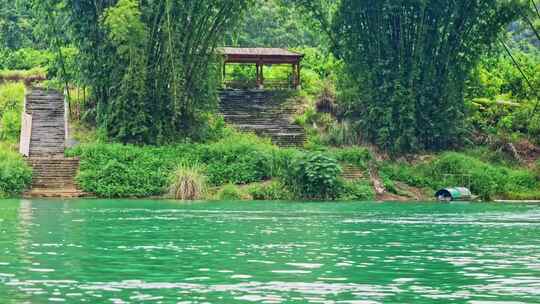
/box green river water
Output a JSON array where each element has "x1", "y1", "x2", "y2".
[{"x1": 0, "y1": 200, "x2": 539, "y2": 303}]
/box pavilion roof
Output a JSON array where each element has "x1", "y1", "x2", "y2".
[
  {"x1": 218, "y1": 47, "x2": 303, "y2": 64},
  {"x1": 219, "y1": 47, "x2": 303, "y2": 57}
]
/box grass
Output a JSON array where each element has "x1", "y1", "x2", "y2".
[
  {"x1": 0, "y1": 68, "x2": 46, "y2": 83},
  {"x1": 0, "y1": 143, "x2": 32, "y2": 197},
  {"x1": 168, "y1": 163, "x2": 207, "y2": 200},
  {"x1": 0, "y1": 82, "x2": 25, "y2": 142},
  {"x1": 216, "y1": 184, "x2": 246, "y2": 200}
]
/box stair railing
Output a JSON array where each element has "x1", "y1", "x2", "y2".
[
  {"x1": 64, "y1": 88, "x2": 69, "y2": 146},
  {"x1": 19, "y1": 92, "x2": 32, "y2": 157}
]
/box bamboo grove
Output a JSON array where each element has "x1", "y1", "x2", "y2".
[
  {"x1": 331, "y1": 0, "x2": 525, "y2": 153},
  {"x1": 34, "y1": 0, "x2": 251, "y2": 144}
]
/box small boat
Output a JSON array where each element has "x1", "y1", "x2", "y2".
[{"x1": 435, "y1": 187, "x2": 473, "y2": 202}]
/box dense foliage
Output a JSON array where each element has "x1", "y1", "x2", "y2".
[
  {"x1": 0, "y1": 144, "x2": 32, "y2": 197},
  {"x1": 0, "y1": 0, "x2": 539, "y2": 201},
  {"x1": 282, "y1": 152, "x2": 343, "y2": 200},
  {"x1": 381, "y1": 151, "x2": 539, "y2": 200},
  {"x1": 228, "y1": 0, "x2": 323, "y2": 48},
  {"x1": 33, "y1": 0, "x2": 251, "y2": 144},
  {"x1": 0, "y1": 83, "x2": 25, "y2": 142},
  {"x1": 467, "y1": 45, "x2": 540, "y2": 143},
  {"x1": 248, "y1": 181, "x2": 293, "y2": 200},
  {"x1": 332, "y1": 0, "x2": 524, "y2": 153},
  {"x1": 0, "y1": 0, "x2": 36, "y2": 51},
  {"x1": 66, "y1": 132, "x2": 286, "y2": 197}
]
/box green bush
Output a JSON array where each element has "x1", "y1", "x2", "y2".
[
  {"x1": 66, "y1": 132, "x2": 293, "y2": 197},
  {"x1": 380, "y1": 162, "x2": 432, "y2": 189},
  {"x1": 67, "y1": 143, "x2": 191, "y2": 197},
  {"x1": 320, "y1": 121, "x2": 361, "y2": 147},
  {"x1": 1, "y1": 110, "x2": 21, "y2": 141},
  {"x1": 504, "y1": 190, "x2": 540, "y2": 200},
  {"x1": 0, "y1": 145, "x2": 32, "y2": 197},
  {"x1": 0, "y1": 48, "x2": 53, "y2": 70},
  {"x1": 248, "y1": 181, "x2": 293, "y2": 200},
  {"x1": 283, "y1": 152, "x2": 343, "y2": 200},
  {"x1": 331, "y1": 147, "x2": 372, "y2": 170},
  {"x1": 382, "y1": 152, "x2": 539, "y2": 200},
  {"x1": 340, "y1": 180, "x2": 375, "y2": 201},
  {"x1": 200, "y1": 132, "x2": 277, "y2": 185},
  {"x1": 0, "y1": 83, "x2": 24, "y2": 141},
  {"x1": 216, "y1": 184, "x2": 245, "y2": 201}
]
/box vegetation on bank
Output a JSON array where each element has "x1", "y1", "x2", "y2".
[
  {"x1": 0, "y1": 143, "x2": 32, "y2": 197},
  {"x1": 64, "y1": 130, "x2": 375, "y2": 200},
  {"x1": 62, "y1": 126, "x2": 539, "y2": 201},
  {"x1": 0, "y1": 0, "x2": 539, "y2": 200},
  {"x1": 381, "y1": 152, "x2": 539, "y2": 200}
]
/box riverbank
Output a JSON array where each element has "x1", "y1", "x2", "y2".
[{"x1": 1, "y1": 127, "x2": 538, "y2": 201}]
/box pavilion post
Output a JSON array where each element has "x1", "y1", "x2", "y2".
[
  {"x1": 260, "y1": 63, "x2": 264, "y2": 89},
  {"x1": 292, "y1": 64, "x2": 299, "y2": 89},
  {"x1": 296, "y1": 63, "x2": 301, "y2": 90},
  {"x1": 256, "y1": 63, "x2": 261, "y2": 89},
  {"x1": 222, "y1": 62, "x2": 226, "y2": 87}
]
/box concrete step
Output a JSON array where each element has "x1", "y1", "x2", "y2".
[
  {"x1": 341, "y1": 164, "x2": 365, "y2": 180},
  {"x1": 25, "y1": 154, "x2": 85, "y2": 198},
  {"x1": 23, "y1": 188, "x2": 89, "y2": 198}
]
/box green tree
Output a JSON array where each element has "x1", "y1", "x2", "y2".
[
  {"x1": 0, "y1": 0, "x2": 35, "y2": 50},
  {"x1": 227, "y1": 0, "x2": 324, "y2": 48}
]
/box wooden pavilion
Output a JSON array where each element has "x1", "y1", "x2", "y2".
[{"x1": 219, "y1": 47, "x2": 304, "y2": 89}]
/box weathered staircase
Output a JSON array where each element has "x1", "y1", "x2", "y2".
[
  {"x1": 219, "y1": 89, "x2": 306, "y2": 147},
  {"x1": 21, "y1": 88, "x2": 85, "y2": 198},
  {"x1": 341, "y1": 163, "x2": 365, "y2": 180}
]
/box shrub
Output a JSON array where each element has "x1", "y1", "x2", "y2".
[
  {"x1": 340, "y1": 180, "x2": 375, "y2": 201},
  {"x1": 320, "y1": 121, "x2": 360, "y2": 147},
  {"x1": 66, "y1": 132, "x2": 289, "y2": 197},
  {"x1": 383, "y1": 152, "x2": 539, "y2": 200},
  {"x1": 331, "y1": 147, "x2": 372, "y2": 170},
  {"x1": 216, "y1": 184, "x2": 246, "y2": 201},
  {"x1": 1, "y1": 110, "x2": 21, "y2": 141},
  {"x1": 504, "y1": 190, "x2": 540, "y2": 200},
  {"x1": 0, "y1": 82, "x2": 24, "y2": 141},
  {"x1": 380, "y1": 162, "x2": 432, "y2": 189},
  {"x1": 202, "y1": 132, "x2": 277, "y2": 185},
  {"x1": 248, "y1": 181, "x2": 293, "y2": 200},
  {"x1": 67, "y1": 143, "x2": 186, "y2": 197},
  {"x1": 283, "y1": 152, "x2": 343, "y2": 200},
  {"x1": 0, "y1": 48, "x2": 53, "y2": 70},
  {"x1": 168, "y1": 164, "x2": 207, "y2": 200},
  {"x1": 0, "y1": 145, "x2": 32, "y2": 197}
]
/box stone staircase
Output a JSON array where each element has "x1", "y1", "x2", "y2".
[
  {"x1": 26, "y1": 89, "x2": 66, "y2": 157},
  {"x1": 22, "y1": 88, "x2": 86, "y2": 198},
  {"x1": 341, "y1": 163, "x2": 365, "y2": 180},
  {"x1": 219, "y1": 89, "x2": 306, "y2": 147},
  {"x1": 24, "y1": 158, "x2": 86, "y2": 198}
]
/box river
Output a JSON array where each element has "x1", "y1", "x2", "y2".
[{"x1": 0, "y1": 199, "x2": 539, "y2": 303}]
